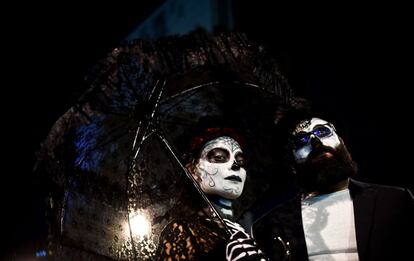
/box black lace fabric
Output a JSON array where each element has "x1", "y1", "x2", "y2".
[{"x1": 156, "y1": 216, "x2": 228, "y2": 260}]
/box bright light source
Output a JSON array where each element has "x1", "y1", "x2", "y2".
[{"x1": 129, "y1": 212, "x2": 151, "y2": 237}]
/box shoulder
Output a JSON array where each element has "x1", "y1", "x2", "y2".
[
  {"x1": 157, "y1": 217, "x2": 228, "y2": 260},
  {"x1": 350, "y1": 179, "x2": 414, "y2": 205},
  {"x1": 350, "y1": 179, "x2": 412, "y2": 195},
  {"x1": 159, "y1": 218, "x2": 193, "y2": 240},
  {"x1": 160, "y1": 216, "x2": 220, "y2": 235}
]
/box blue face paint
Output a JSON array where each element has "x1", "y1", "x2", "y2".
[{"x1": 292, "y1": 118, "x2": 340, "y2": 163}]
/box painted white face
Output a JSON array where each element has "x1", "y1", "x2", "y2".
[
  {"x1": 292, "y1": 118, "x2": 340, "y2": 163},
  {"x1": 195, "y1": 136, "x2": 246, "y2": 200}
]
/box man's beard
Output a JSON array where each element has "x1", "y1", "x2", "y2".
[{"x1": 295, "y1": 142, "x2": 357, "y2": 194}]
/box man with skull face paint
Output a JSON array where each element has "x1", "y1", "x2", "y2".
[
  {"x1": 157, "y1": 127, "x2": 266, "y2": 261},
  {"x1": 252, "y1": 102, "x2": 414, "y2": 261}
]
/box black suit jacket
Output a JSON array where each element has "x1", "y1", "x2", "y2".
[{"x1": 252, "y1": 179, "x2": 414, "y2": 261}]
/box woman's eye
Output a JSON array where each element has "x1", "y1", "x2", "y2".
[
  {"x1": 235, "y1": 153, "x2": 245, "y2": 167},
  {"x1": 207, "y1": 148, "x2": 229, "y2": 163}
]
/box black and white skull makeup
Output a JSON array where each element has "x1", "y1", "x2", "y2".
[
  {"x1": 195, "y1": 136, "x2": 246, "y2": 200},
  {"x1": 292, "y1": 118, "x2": 340, "y2": 163}
]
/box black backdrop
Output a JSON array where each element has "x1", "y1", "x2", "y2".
[
  {"x1": 234, "y1": 2, "x2": 412, "y2": 190},
  {"x1": 3, "y1": 1, "x2": 412, "y2": 259}
]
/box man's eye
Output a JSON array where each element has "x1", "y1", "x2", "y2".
[
  {"x1": 207, "y1": 148, "x2": 230, "y2": 163},
  {"x1": 294, "y1": 133, "x2": 310, "y2": 147},
  {"x1": 312, "y1": 126, "x2": 332, "y2": 138}
]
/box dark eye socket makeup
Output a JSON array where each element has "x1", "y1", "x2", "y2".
[
  {"x1": 206, "y1": 148, "x2": 245, "y2": 167},
  {"x1": 207, "y1": 148, "x2": 230, "y2": 163},
  {"x1": 293, "y1": 124, "x2": 334, "y2": 148}
]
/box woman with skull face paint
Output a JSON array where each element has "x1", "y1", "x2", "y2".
[
  {"x1": 156, "y1": 127, "x2": 266, "y2": 261},
  {"x1": 190, "y1": 134, "x2": 246, "y2": 217},
  {"x1": 251, "y1": 98, "x2": 414, "y2": 261}
]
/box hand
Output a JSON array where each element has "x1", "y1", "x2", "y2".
[
  {"x1": 224, "y1": 218, "x2": 247, "y2": 234},
  {"x1": 224, "y1": 219, "x2": 267, "y2": 261}
]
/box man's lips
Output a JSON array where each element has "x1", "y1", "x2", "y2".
[
  {"x1": 224, "y1": 175, "x2": 242, "y2": 182},
  {"x1": 314, "y1": 151, "x2": 333, "y2": 160},
  {"x1": 308, "y1": 149, "x2": 335, "y2": 162}
]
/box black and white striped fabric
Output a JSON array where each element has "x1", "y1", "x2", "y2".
[{"x1": 225, "y1": 219, "x2": 267, "y2": 261}]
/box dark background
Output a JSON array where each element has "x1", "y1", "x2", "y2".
[{"x1": 3, "y1": 1, "x2": 412, "y2": 259}]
